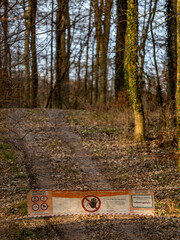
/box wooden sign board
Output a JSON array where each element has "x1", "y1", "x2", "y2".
[{"x1": 27, "y1": 190, "x2": 154, "y2": 217}]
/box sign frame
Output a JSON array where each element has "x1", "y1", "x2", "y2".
[{"x1": 27, "y1": 189, "x2": 155, "y2": 217}]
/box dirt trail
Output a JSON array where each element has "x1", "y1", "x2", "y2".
[
  {"x1": 47, "y1": 109, "x2": 112, "y2": 189},
  {"x1": 6, "y1": 109, "x2": 111, "y2": 189},
  {"x1": 3, "y1": 109, "x2": 161, "y2": 239}
]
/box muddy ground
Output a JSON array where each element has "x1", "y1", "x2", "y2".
[{"x1": 0, "y1": 108, "x2": 179, "y2": 239}]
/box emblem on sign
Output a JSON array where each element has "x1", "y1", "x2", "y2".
[
  {"x1": 40, "y1": 196, "x2": 48, "y2": 202},
  {"x1": 32, "y1": 204, "x2": 39, "y2": 211},
  {"x1": 31, "y1": 196, "x2": 39, "y2": 202},
  {"x1": 82, "y1": 195, "x2": 101, "y2": 213},
  {"x1": 41, "y1": 203, "x2": 48, "y2": 210}
]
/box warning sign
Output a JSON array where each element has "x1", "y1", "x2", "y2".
[
  {"x1": 82, "y1": 195, "x2": 101, "y2": 213},
  {"x1": 41, "y1": 203, "x2": 48, "y2": 210},
  {"x1": 32, "y1": 204, "x2": 39, "y2": 211},
  {"x1": 27, "y1": 190, "x2": 154, "y2": 217},
  {"x1": 27, "y1": 190, "x2": 53, "y2": 216},
  {"x1": 40, "y1": 196, "x2": 48, "y2": 202}
]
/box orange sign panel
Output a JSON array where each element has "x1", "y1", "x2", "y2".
[{"x1": 27, "y1": 190, "x2": 154, "y2": 217}]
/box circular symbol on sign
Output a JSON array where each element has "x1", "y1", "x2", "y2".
[
  {"x1": 82, "y1": 195, "x2": 101, "y2": 213},
  {"x1": 31, "y1": 196, "x2": 39, "y2": 202},
  {"x1": 32, "y1": 204, "x2": 39, "y2": 211},
  {"x1": 41, "y1": 203, "x2": 48, "y2": 211},
  {"x1": 40, "y1": 196, "x2": 48, "y2": 202}
]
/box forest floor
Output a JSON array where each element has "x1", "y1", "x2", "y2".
[{"x1": 0, "y1": 108, "x2": 179, "y2": 239}]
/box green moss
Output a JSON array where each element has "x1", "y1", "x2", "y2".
[
  {"x1": 0, "y1": 143, "x2": 10, "y2": 150},
  {"x1": 71, "y1": 167, "x2": 79, "y2": 173},
  {"x1": 8, "y1": 223, "x2": 39, "y2": 240},
  {"x1": 0, "y1": 143, "x2": 21, "y2": 174},
  {"x1": 102, "y1": 128, "x2": 118, "y2": 134},
  {"x1": 14, "y1": 174, "x2": 27, "y2": 180},
  {"x1": 127, "y1": 0, "x2": 145, "y2": 141},
  {"x1": 47, "y1": 140, "x2": 62, "y2": 149},
  {"x1": 27, "y1": 109, "x2": 44, "y2": 114},
  {"x1": 120, "y1": 172, "x2": 130, "y2": 179},
  {"x1": 8, "y1": 200, "x2": 28, "y2": 216},
  {"x1": 3, "y1": 151, "x2": 15, "y2": 160}
]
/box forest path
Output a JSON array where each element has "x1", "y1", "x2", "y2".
[
  {"x1": 3, "y1": 108, "x2": 160, "y2": 239},
  {"x1": 6, "y1": 108, "x2": 111, "y2": 190}
]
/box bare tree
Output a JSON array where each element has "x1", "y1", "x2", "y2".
[
  {"x1": 99, "y1": 0, "x2": 113, "y2": 104},
  {"x1": 177, "y1": 0, "x2": 180, "y2": 173},
  {"x1": 54, "y1": 0, "x2": 70, "y2": 108},
  {"x1": 29, "y1": 0, "x2": 38, "y2": 108},
  {"x1": 150, "y1": 0, "x2": 163, "y2": 107},
  {"x1": 22, "y1": 0, "x2": 31, "y2": 107},
  {"x1": 166, "y1": 0, "x2": 177, "y2": 122},
  {"x1": 127, "y1": 0, "x2": 145, "y2": 141},
  {"x1": 115, "y1": 0, "x2": 127, "y2": 99}
]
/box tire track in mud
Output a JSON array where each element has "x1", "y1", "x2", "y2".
[
  {"x1": 46, "y1": 109, "x2": 112, "y2": 190},
  {"x1": 6, "y1": 109, "x2": 54, "y2": 189},
  {"x1": 5, "y1": 108, "x2": 147, "y2": 240}
]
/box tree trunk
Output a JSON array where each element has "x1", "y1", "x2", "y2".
[
  {"x1": 54, "y1": 0, "x2": 70, "y2": 108},
  {"x1": 95, "y1": 37, "x2": 100, "y2": 103},
  {"x1": 167, "y1": 0, "x2": 177, "y2": 123},
  {"x1": 127, "y1": 0, "x2": 145, "y2": 141},
  {"x1": 139, "y1": 0, "x2": 152, "y2": 92},
  {"x1": 49, "y1": 0, "x2": 54, "y2": 108},
  {"x1": 22, "y1": 0, "x2": 31, "y2": 107},
  {"x1": 2, "y1": 0, "x2": 9, "y2": 77},
  {"x1": 90, "y1": 38, "x2": 95, "y2": 105},
  {"x1": 63, "y1": 0, "x2": 70, "y2": 107},
  {"x1": 74, "y1": 43, "x2": 83, "y2": 109},
  {"x1": 115, "y1": 0, "x2": 127, "y2": 99},
  {"x1": 99, "y1": 0, "x2": 112, "y2": 104},
  {"x1": 176, "y1": 0, "x2": 180, "y2": 172},
  {"x1": 54, "y1": 0, "x2": 63, "y2": 108},
  {"x1": 93, "y1": 0, "x2": 103, "y2": 103},
  {"x1": 30, "y1": 0, "x2": 38, "y2": 108},
  {"x1": 150, "y1": 0, "x2": 163, "y2": 107},
  {"x1": 0, "y1": 35, "x2": 2, "y2": 78},
  {"x1": 84, "y1": 0, "x2": 92, "y2": 99}
]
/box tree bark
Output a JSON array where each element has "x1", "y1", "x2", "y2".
[
  {"x1": 90, "y1": 38, "x2": 95, "y2": 105},
  {"x1": 74, "y1": 43, "x2": 83, "y2": 109},
  {"x1": 99, "y1": 0, "x2": 112, "y2": 104},
  {"x1": 115, "y1": 0, "x2": 127, "y2": 99},
  {"x1": 139, "y1": 0, "x2": 152, "y2": 92},
  {"x1": 84, "y1": 0, "x2": 92, "y2": 98},
  {"x1": 49, "y1": 0, "x2": 54, "y2": 108},
  {"x1": 167, "y1": 0, "x2": 177, "y2": 122},
  {"x1": 176, "y1": 0, "x2": 180, "y2": 172},
  {"x1": 2, "y1": 0, "x2": 10, "y2": 77},
  {"x1": 150, "y1": 0, "x2": 163, "y2": 107},
  {"x1": 93, "y1": 0, "x2": 103, "y2": 103},
  {"x1": 30, "y1": 0, "x2": 38, "y2": 108},
  {"x1": 22, "y1": 0, "x2": 31, "y2": 107},
  {"x1": 127, "y1": 0, "x2": 145, "y2": 141},
  {"x1": 54, "y1": 0, "x2": 63, "y2": 108},
  {"x1": 54, "y1": 0, "x2": 70, "y2": 108},
  {"x1": 63, "y1": 0, "x2": 70, "y2": 107}
]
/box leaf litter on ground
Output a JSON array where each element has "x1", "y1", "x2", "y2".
[{"x1": 0, "y1": 108, "x2": 179, "y2": 240}]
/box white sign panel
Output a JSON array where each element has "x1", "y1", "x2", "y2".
[{"x1": 27, "y1": 190, "x2": 154, "y2": 217}]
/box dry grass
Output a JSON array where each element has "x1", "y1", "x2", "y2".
[{"x1": 66, "y1": 107, "x2": 180, "y2": 218}]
